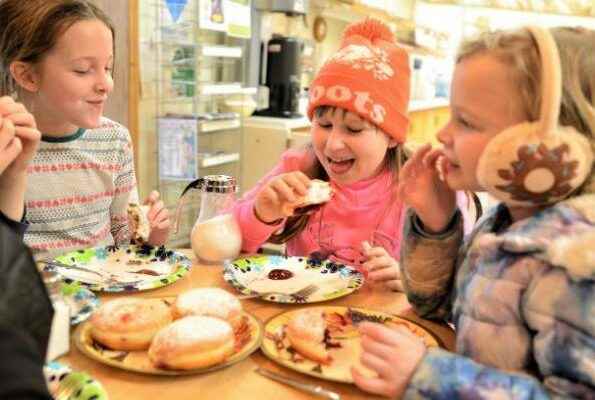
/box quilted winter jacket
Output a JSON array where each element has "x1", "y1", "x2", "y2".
[{"x1": 400, "y1": 194, "x2": 595, "y2": 399}]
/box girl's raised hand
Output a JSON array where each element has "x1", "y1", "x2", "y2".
[
  {"x1": 352, "y1": 322, "x2": 427, "y2": 398},
  {"x1": 397, "y1": 144, "x2": 456, "y2": 233},
  {"x1": 144, "y1": 190, "x2": 171, "y2": 246},
  {"x1": 0, "y1": 97, "x2": 40, "y2": 175},
  {"x1": 253, "y1": 171, "x2": 311, "y2": 223},
  {"x1": 0, "y1": 115, "x2": 20, "y2": 175},
  {"x1": 361, "y1": 241, "x2": 403, "y2": 292}
]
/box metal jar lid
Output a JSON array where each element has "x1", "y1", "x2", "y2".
[{"x1": 199, "y1": 175, "x2": 237, "y2": 193}]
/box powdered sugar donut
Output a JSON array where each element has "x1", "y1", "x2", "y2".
[
  {"x1": 173, "y1": 288, "x2": 242, "y2": 329},
  {"x1": 286, "y1": 309, "x2": 331, "y2": 364},
  {"x1": 148, "y1": 315, "x2": 235, "y2": 370},
  {"x1": 90, "y1": 297, "x2": 172, "y2": 351}
]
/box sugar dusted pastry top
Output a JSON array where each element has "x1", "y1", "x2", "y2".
[
  {"x1": 92, "y1": 298, "x2": 170, "y2": 332},
  {"x1": 305, "y1": 180, "x2": 332, "y2": 205},
  {"x1": 151, "y1": 316, "x2": 232, "y2": 353},
  {"x1": 287, "y1": 309, "x2": 326, "y2": 343},
  {"x1": 175, "y1": 288, "x2": 241, "y2": 320}
]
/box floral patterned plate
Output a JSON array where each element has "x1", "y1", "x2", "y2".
[
  {"x1": 44, "y1": 244, "x2": 192, "y2": 292},
  {"x1": 60, "y1": 282, "x2": 100, "y2": 325},
  {"x1": 223, "y1": 255, "x2": 364, "y2": 303},
  {"x1": 44, "y1": 361, "x2": 107, "y2": 399},
  {"x1": 261, "y1": 306, "x2": 441, "y2": 383},
  {"x1": 74, "y1": 300, "x2": 263, "y2": 376}
]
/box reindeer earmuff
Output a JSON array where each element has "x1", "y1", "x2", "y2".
[{"x1": 476, "y1": 26, "x2": 593, "y2": 207}]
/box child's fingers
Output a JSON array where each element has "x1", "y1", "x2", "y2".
[
  {"x1": 386, "y1": 279, "x2": 404, "y2": 292},
  {"x1": 422, "y1": 148, "x2": 444, "y2": 169},
  {"x1": 0, "y1": 97, "x2": 25, "y2": 117},
  {"x1": 270, "y1": 177, "x2": 298, "y2": 203},
  {"x1": 283, "y1": 173, "x2": 309, "y2": 196},
  {"x1": 150, "y1": 206, "x2": 170, "y2": 226},
  {"x1": 7, "y1": 111, "x2": 36, "y2": 129},
  {"x1": 292, "y1": 170, "x2": 312, "y2": 188},
  {"x1": 360, "y1": 351, "x2": 393, "y2": 379},
  {"x1": 399, "y1": 145, "x2": 432, "y2": 182},
  {"x1": 361, "y1": 241, "x2": 373, "y2": 261},
  {"x1": 392, "y1": 324, "x2": 420, "y2": 342},
  {"x1": 153, "y1": 218, "x2": 171, "y2": 230},
  {"x1": 260, "y1": 186, "x2": 281, "y2": 206},
  {"x1": 369, "y1": 265, "x2": 400, "y2": 282},
  {"x1": 361, "y1": 332, "x2": 397, "y2": 358},
  {"x1": 359, "y1": 322, "x2": 403, "y2": 347},
  {"x1": 0, "y1": 137, "x2": 21, "y2": 172},
  {"x1": 144, "y1": 190, "x2": 160, "y2": 206},
  {"x1": 0, "y1": 117, "x2": 16, "y2": 148},
  {"x1": 363, "y1": 253, "x2": 393, "y2": 271},
  {"x1": 411, "y1": 143, "x2": 432, "y2": 160},
  {"x1": 351, "y1": 367, "x2": 389, "y2": 397},
  {"x1": 13, "y1": 126, "x2": 41, "y2": 142},
  {"x1": 147, "y1": 200, "x2": 165, "y2": 220},
  {"x1": 363, "y1": 245, "x2": 388, "y2": 259}
]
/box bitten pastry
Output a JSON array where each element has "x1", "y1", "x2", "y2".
[
  {"x1": 148, "y1": 316, "x2": 235, "y2": 370},
  {"x1": 282, "y1": 179, "x2": 333, "y2": 215},
  {"x1": 127, "y1": 203, "x2": 151, "y2": 244},
  {"x1": 173, "y1": 288, "x2": 243, "y2": 329},
  {"x1": 90, "y1": 298, "x2": 172, "y2": 351},
  {"x1": 286, "y1": 309, "x2": 332, "y2": 365}
]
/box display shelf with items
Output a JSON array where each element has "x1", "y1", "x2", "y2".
[{"x1": 142, "y1": 0, "x2": 251, "y2": 248}]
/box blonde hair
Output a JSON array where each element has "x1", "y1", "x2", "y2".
[
  {"x1": 457, "y1": 27, "x2": 595, "y2": 196},
  {"x1": 0, "y1": 0, "x2": 115, "y2": 97}
]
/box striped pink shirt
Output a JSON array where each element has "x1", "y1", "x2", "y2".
[{"x1": 24, "y1": 117, "x2": 139, "y2": 260}]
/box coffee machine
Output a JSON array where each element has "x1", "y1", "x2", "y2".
[{"x1": 254, "y1": 35, "x2": 303, "y2": 118}]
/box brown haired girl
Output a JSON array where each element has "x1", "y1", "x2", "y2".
[{"x1": 0, "y1": 0, "x2": 171, "y2": 260}]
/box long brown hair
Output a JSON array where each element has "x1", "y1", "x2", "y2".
[
  {"x1": 0, "y1": 0, "x2": 115, "y2": 97},
  {"x1": 269, "y1": 105, "x2": 407, "y2": 244}
]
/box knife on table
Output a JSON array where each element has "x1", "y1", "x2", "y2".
[{"x1": 255, "y1": 368, "x2": 341, "y2": 400}]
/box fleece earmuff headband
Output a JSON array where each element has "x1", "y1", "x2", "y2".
[{"x1": 476, "y1": 26, "x2": 593, "y2": 207}]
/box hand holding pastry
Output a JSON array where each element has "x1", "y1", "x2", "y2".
[
  {"x1": 397, "y1": 144, "x2": 456, "y2": 233},
  {"x1": 352, "y1": 322, "x2": 426, "y2": 398},
  {"x1": 253, "y1": 171, "x2": 312, "y2": 223},
  {"x1": 144, "y1": 190, "x2": 171, "y2": 245},
  {"x1": 361, "y1": 241, "x2": 403, "y2": 292}
]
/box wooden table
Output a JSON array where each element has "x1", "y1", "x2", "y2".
[{"x1": 61, "y1": 251, "x2": 455, "y2": 400}]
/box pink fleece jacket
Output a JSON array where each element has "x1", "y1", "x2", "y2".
[{"x1": 233, "y1": 150, "x2": 407, "y2": 267}]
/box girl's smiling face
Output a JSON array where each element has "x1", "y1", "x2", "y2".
[
  {"x1": 311, "y1": 107, "x2": 397, "y2": 185},
  {"x1": 438, "y1": 53, "x2": 528, "y2": 191},
  {"x1": 29, "y1": 19, "x2": 114, "y2": 135}
]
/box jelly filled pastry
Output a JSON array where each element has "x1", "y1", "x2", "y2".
[
  {"x1": 148, "y1": 315, "x2": 235, "y2": 370},
  {"x1": 90, "y1": 297, "x2": 172, "y2": 351}
]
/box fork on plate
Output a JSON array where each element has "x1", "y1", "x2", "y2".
[
  {"x1": 238, "y1": 283, "x2": 319, "y2": 300},
  {"x1": 42, "y1": 260, "x2": 142, "y2": 286},
  {"x1": 54, "y1": 377, "x2": 80, "y2": 400},
  {"x1": 42, "y1": 260, "x2": 107, "y2": 280}
]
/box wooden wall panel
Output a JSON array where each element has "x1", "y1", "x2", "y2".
[
  {"x1": 92, "y1": 0, "x2": 140, "y2": 170},
  {"x1": 93, "y1": 0, "x2": 129, "y2": 127}
]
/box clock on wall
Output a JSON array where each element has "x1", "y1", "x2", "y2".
[{"x1": 313, "y1": 16, "x2": 327, "y2": 43}]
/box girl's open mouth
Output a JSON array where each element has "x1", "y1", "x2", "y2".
[{"x1": 327, "y1": 157, "x2": 354, "y2": 174}]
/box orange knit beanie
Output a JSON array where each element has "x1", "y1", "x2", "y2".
[{"x1": 307, "y1": 18, "x2": 410, "y2": 142}]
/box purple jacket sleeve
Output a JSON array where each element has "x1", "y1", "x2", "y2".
[{"x1": 233, "y1": 150, "x2": 308, "y2": 253}]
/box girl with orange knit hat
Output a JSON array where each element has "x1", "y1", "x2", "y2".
[{"x1": 233, "y1": 18, "x2": 472, "y2": 290}]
